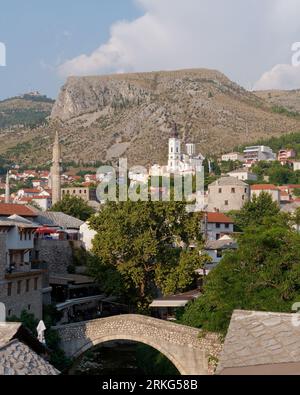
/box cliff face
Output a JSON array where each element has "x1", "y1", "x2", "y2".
[
  {"x1": 3, "y1": 69, "x2": 300, "y2": 167},
  {"x1": 51, "y1": 69, "x2": 260, "y2": 122}
]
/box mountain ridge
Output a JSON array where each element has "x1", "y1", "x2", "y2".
[{"x1": 2, "y1": 68, "x2": 300, "y2": 166}]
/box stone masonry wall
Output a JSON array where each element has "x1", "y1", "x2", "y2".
[
  {"x1": 34, "y1": 240, "x2": 73, "y2": 274},
  {"x1": 1, "y1": 274, "x2": 43, "y2": 320}
]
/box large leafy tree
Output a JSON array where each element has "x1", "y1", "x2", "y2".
[
  {"x1": 181, "y1": 217, "x2": 300, "y2": 333},
  {"x1": 230, "y1": 192, "x2": 281, "y2": 231},
  {"x1": 88, "y1": 200, "x2": 209, "y2": 308},
  {"x1": 51, "y1": 195, "x2": 95, "y2": 221}
]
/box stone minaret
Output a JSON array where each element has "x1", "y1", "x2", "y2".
[
  {"x1": 5, "y1": 171, "x2": 10, "y2": 204},
  {"x1": 168, "y1": 123, "x2": 181, "y2": 173},
  {"x1": 50, "y1": 131, "x2": 61, "y2": 205}
]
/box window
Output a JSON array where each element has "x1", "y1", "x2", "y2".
[
  {"x1": 28, "y1": 305, "x2": 31, "y2": 311},
  {"x1": 225, "y1": 200, "x2": 229, "y2": 206},
  {"x1": 8, "y1": 310, "x2": 12, "y2": 317},
  {"x1": 7, "y1": 283, "x2": 12, "y2": 297},
  {"x1": 171, "y1": 148, "x2": 173, "y2": 153},
  {"x1": 34, "y1": 278, "x2": 38, "y2": 291},
  {"x1": 20, "y1": 232, "x2": 23, "y2": 241},
  {"x1": 231, "y1": 188, "x2": 235, "y2": 193},
  {"x1": 225, "y1": 224, "x2": 230, "y2": 229},
  {"x1": 242, "y1": 195, "x2": 245, "y2": 201},
  {"x1": 219, "y1": 188, "x2": 222, "y2": 194},
  {"x1": 245, "y1": 188, "x2": 248, "y2": 193},
  {"x1": 17, "y1": 281, "x2": 22, "y2": 295},
  {"x1": 217, "y1": 250, "x2": 223, "y2": 258},
  {"x1": 216, "y1": 223, "x2": 221, "y2": 229},
  {"x1": 26, "y1": 279, "x2": 30, "y2": 293},
  {"x1": 216, "y1": 234, "x2": 221, "y2": 240}
]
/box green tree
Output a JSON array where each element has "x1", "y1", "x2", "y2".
[
  {"x1": 50, "y1": 195, "x2": 95, "y2": 221},
  {"x1": 88, "y1": 201, "x2": 204, "y2": 308},
  {"x1": 156, "y1": 249, "x2": 211, "y2": 296},
  {"x1": 181, "y1": 220, "x2": 300, "y2": 333},
  {"x1": 231, "y1": 192, "x2": 280, "y2": 230},
  {"x1": 293, "y1": 207, "x2": 300, "y2": 233}
]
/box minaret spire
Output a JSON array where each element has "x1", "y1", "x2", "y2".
[
  {"x1": 50, "y1": 131, "x2": 61, "y2": 206},
  {"x1": 5, "y1": 171, "x2": 10, "y2": 204}
]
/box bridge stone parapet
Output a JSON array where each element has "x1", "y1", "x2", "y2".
[{"x1": 54, "y1": 314, "x2": 222, "y2": 375}]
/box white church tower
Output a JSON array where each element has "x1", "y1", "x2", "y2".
[{"x1": 168, "y1": 123, "x2": 181, "y2": 174}]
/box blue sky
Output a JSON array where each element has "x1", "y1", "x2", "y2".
[
  {"x1": 1, "y1": 0, "x2": 300, "y2": 100},
  {"x1": 0, "y1": 0, "x2": 140, "y2": 99}
]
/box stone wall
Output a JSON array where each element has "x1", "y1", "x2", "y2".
[
  {"x1": 1, "y1": 273, "x2": 43, "y2": 320},
  {"x1": 34, "y1": 240, "x2": 74, "y2": 274}
]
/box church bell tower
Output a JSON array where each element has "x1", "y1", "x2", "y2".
[{"x1": 168, "y1": 123, "x2": 181, "y2": 174}]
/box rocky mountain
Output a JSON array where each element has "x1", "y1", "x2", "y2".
[
  {"x1": 0, "y1": 94, "x2": 54, "y2": 130},
  {"x1": 2, "y1": 69, "x2": 300, "y2": 167},
  {"x1": 255, "y1": 90, "x2": 300, "y2": 113}
]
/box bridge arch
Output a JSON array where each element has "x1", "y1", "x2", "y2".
[
  {"x1": 54, "y1": 315, "x2": 221, "y2": 375},
  {"x1": 73, "y1": 334, "x2": 185, "y2": 374}
]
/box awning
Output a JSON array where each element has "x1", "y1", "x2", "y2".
[{"x1": 36, "y1": 227, "x2": 58, "y2": 234}]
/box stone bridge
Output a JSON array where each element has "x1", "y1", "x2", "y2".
[{"x1": 54, "y1": 314, "x2": 222, "y2": 375}]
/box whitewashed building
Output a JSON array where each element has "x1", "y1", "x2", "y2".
[
  {"x1": 80, "y1": 222, "x2": 97, "y2": 252},
  {"x1": 221, "y1": 152, "x2": 244, "y2": 162},
  {"x1": 251, "y1": 184, "x2": 281, "y2": 204},
  {"x1": 227, "y1": 168, "x2": 257, "y2": 182},
  {"x1": 167, "y1": 124, "x2": 204, "y2": 175},
  {"x1": 203, "y1": 212, "x2": 235, "y2": 241}
]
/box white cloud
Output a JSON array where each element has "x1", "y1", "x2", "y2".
[
  {"x1": 58, "y1": 0, "x2": 300, "y2": 90},
  {"x1": 254, "y1": 64, "x2": 300, "y2": 91}
]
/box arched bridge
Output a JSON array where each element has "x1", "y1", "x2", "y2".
[{"x1": 54, "y1": 314, "x2": 222, "y2": 375}]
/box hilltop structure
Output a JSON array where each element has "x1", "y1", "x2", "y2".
[{"x1": 50, "y1": 132, "x2": 61, "y2": 205}]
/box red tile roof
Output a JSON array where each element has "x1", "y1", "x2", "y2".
[
  {"x1": 22, "y1": 188, "x2": 41, "y2": 193},
  {"x1": 206, "y1": 212, "x2": 234, "y2": 224},
  {"x1": 251, "y1": 184, "x2": 279, "y2": 191},
  {"x1": 0, "y1": 204, "x2": 37, "y2": 217}
]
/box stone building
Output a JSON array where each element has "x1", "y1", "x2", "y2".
[
  {"x1": 208, "y1": 177, "x2": 250, "y2": 213},
  {"x1": 0, "y1": 219, "x2": 43, "y2": 320},
  {"x1": 61, "y1": 187, "x2": 97, "y2": 202}
]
